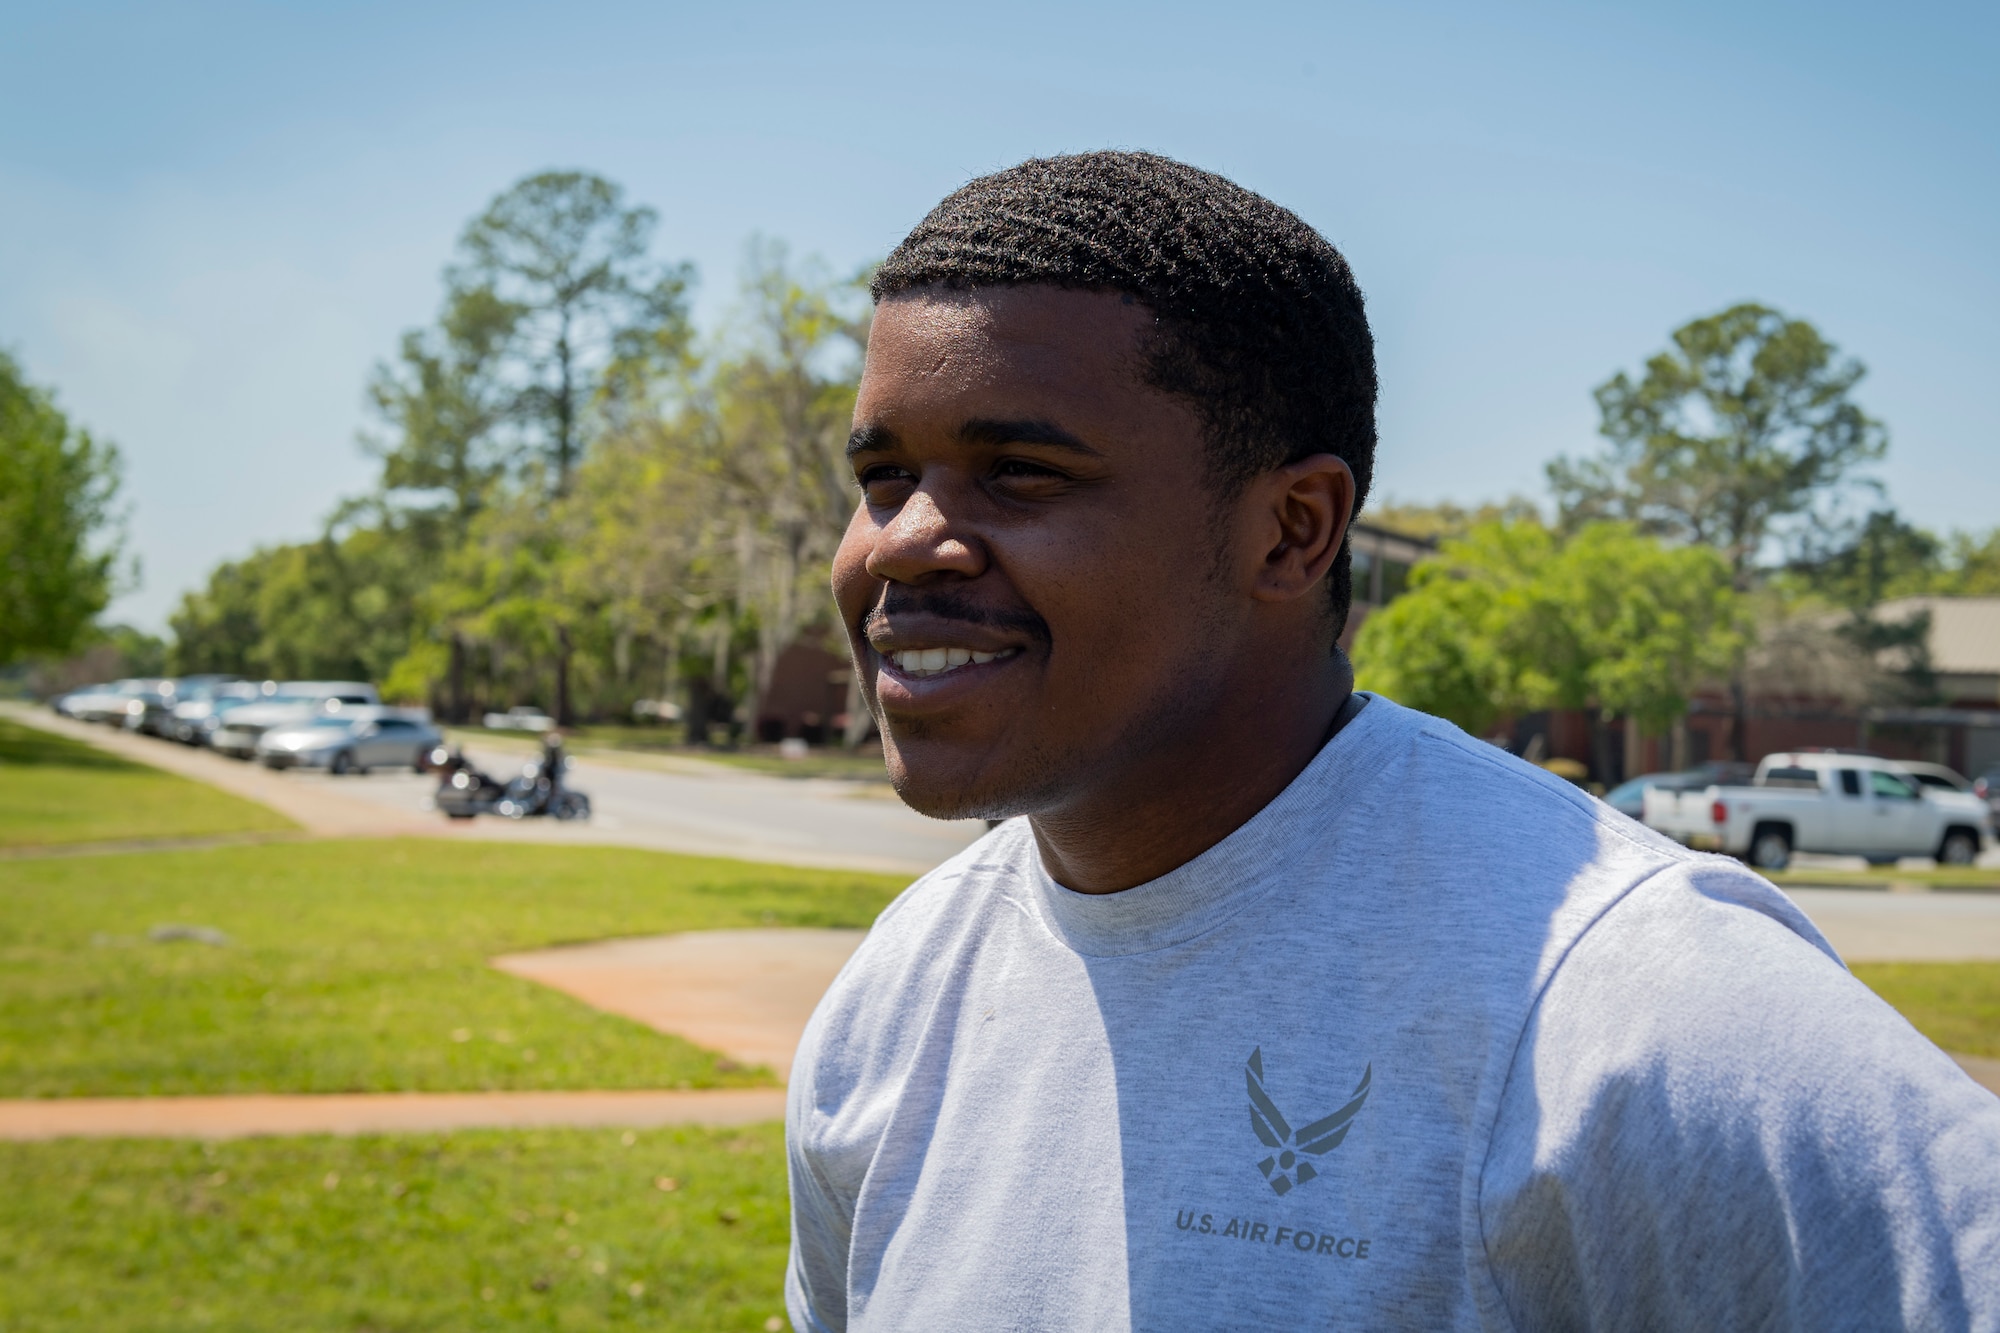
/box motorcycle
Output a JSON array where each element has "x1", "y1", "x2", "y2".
[{"x1": 428, "y1": 734, "x2": 591, "y2": 821}]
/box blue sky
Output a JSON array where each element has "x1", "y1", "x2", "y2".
[{"x1": 4, "y1": 0, "x2": 1994, "y2": 630}]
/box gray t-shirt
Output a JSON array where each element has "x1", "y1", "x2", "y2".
[{"x1": 786, "y1": 697, "x2": 2000, "y2": 1330}]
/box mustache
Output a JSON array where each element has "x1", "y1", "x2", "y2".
[{"x1": 861, "y1": 587, "x2": 1051, "y2": 645}]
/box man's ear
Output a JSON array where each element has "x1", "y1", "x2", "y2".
[{"x1": 1247, "y1": 454, "x2": 1354, "y2": 605}]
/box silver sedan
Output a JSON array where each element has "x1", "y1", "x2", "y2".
[{"x1": 255, "y1": 710, "x2": 442, "y2": 775}]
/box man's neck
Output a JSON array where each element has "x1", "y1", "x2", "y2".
[{"x1": 1028, "y1": 654, "x2": 1358, "y2": 894}]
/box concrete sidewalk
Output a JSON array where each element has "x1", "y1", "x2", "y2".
[
  {"x1": 1961, "y1": 1055, "x2": 2000, "y2": 1098},
  {"x1": 494, "y1": 927, "x2": 865, "y2": 1083},
  {"x1": 0, "y1": 1089, "x2": 786, "y2": 1140}
]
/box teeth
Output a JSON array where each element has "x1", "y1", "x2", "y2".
[{"x1": 889, "y1": 647, "x2": 1013, "y2": 678}]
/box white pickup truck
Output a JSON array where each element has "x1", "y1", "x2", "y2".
[{"x1": 1642, "y1": 751, "x2": 1992, "y2": 871}]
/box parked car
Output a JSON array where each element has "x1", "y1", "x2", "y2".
[
  {"x1": 56, "y1": 678, "x2": 156, "y2": 724},
  {"x1": 1600, "y1": 763, "x2": 1754, "y2": 820},
  {"x1": 1889, "y1": 761, "x2": 1996, "y2": 840},
  {"x1": 120, "y1": 683, "x2": 189, "y2": 736},
  {"x1": 1643, "y1": 751, "x2": 1993, "y2": 870},
  {"x1": 212, "y1": 681, "x2": 380, "y2": 759},
  {"x1": 482, "y1": 706, "x2": 556, "y2": 732},
  {"x1": 50, "y1": 682, "x2": 114, "y2": 720},
  {"x1": 169, "y1": 681, "x2": 261, "y2": 745},
  {"x1": 256, "y1": 707, "x2": 441, "y2": 774},
  {"x1": 1977, "y1": 767, "x2": 2000, "y2": 824}
]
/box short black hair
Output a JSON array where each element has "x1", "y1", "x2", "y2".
[{"x1": 872, "y1": 150, "x2": 1377, "y2": 640}]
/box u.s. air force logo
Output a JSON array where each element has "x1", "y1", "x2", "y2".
[{"x1": 1246, "y1": 1048, "x2": 1371, "y2": 1195}]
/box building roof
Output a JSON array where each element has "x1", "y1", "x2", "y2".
[
  {"x1": 1875, "y1": 597, "x2": 2000, "y2": 675},
  {"x1": 1349, "y1": 521, "x2": 1435, "y2": 561}
]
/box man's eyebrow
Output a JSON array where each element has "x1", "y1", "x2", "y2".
[
  {"x1": 846, "y1": 424, "x2": 896, "y2": 458},
  {"x1": 846, "y1": 418, "x2": 1104, "y2": 459},
  {"x1": 956, "y1": 418, "x2": 1101, "y2": 455}
]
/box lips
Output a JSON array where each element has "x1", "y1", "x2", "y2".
[{"x1": 860, "y1": 594, "x2": 1048, "y2": 704}]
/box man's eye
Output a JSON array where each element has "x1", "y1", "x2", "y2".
[
  {"x1": 858, "y1": 465, "x2": 915, "y2": 493},
  {"x1": 992, "y1": 458, "x2": 1062, "y2": 480}
]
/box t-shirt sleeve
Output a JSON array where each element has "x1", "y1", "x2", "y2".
[
  {"x1": 786, "y1": 1014, "x2": 853, "y2": 1333},
  {"x1": 1477, "y1": 862, "x2": 2000, "y2": 1332}
]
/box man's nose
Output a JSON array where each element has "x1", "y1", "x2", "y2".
[{"x1": 864, "y1": 486, "x2": 985, "y2": 585}]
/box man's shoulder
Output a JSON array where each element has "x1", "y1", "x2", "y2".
[
  {"x1": 1481, "y1": 848, "x2": 2000, "y2": 1328},
  {"x1": 869, "y1": 817, "x2": 1040, "y2": 946},
  {"x1": 1331, "y1": 697, "x2": 1704, "y2": 887},
  {"x1": 810, "y1": 821, "x2": 1041, "y2": 1022}
]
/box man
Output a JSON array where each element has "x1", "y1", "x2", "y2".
[{"x1": 786, "y1": 151, "x2": 2000, "y2": 1330}]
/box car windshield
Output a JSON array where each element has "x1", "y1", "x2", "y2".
[{"x1": 301, "y1": 717, "x2": 357, "y2": 729}]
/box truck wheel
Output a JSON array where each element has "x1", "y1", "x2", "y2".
[
  {"x1": 1749, "y1": 826, "x2": 1792, "y2": 872},
  {"x1": 1938, "y1": 829, "x2": 1979, "y2": 866}
]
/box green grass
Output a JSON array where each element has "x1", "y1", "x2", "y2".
[
  {"x1": 0, "y1": 839, "x2": 902, "y2": 1096},
  {"x1": 0, "y1": 717, "x2": 294, "y2": 849},
  {"x1": 1852, "y1": 962, "x2": 2000, "y2": 1059},
  {"x1": 0, "y1": 1125, "x2": 791, "y2": 1332},
  {"x1": 1768, "y1": 867, "x2": 2000, "y2": 891}
]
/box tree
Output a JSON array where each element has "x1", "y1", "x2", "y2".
[
  {"x1": 1349, "y1": 521, "x2": 1555, "y2": 736},
  {"x1": 0, "y1": 351, "x2": 125, "y2": 666},
  {"x1": 168, "y1": 514, "x2": 438, "y2": 686},
  {"x1": 559, "y1": 416, "x2": 743, "y2": 740},
  {"x1": 1549, "y1": 304, "x2": 1886, "y2": 584},
  {"x1": 1939, "y1": 529, "x2": 2000, "y2": 595},
  {"x1": 1785, "y1": 508, "x2": 1939, "y2": 610},
  {"x1": 704, "y1": 242, "x2": 870, "y2": 740},
  {"x1": 1784, "y1": 511, "x2": 2000, "y2": 605},
  {"x1": 164, "y1": 170, "x2": 887, "y2": 742},
  {"x1": 1550, "y1": 304, "x2": 1886, "y2": 758},
  {"x1": 1552, "y1": 524, "x2": 1749, "y2": 776},
  {"x1": 450, "y1": 170, "x2": 694, "y2": 496},
  {"x1": 365, "y1": 284, "x2": 518, "y2": 533},
  {"x1": 363, "y1": 283, "x2": 524, "y2": 719},
  {"x1": 1353, "y1": 519, "x2": 1744, "y2": 775},
  {"x1": 1363, "y1": 496, "x2": 1541, "y2": 543}
]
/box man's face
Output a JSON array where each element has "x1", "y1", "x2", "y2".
[{"x1": 834, "y1": 286, "x2": 1249, "y2": 820}]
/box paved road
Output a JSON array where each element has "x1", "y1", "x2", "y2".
[
  {"x1": 1784, "y1": 887, "x2": 2000, "y2": 962},
  {"x1": 309, "y1": 743, "x2": 984, "y2": 876},
  {"x1": 6, "y1": 706, "x2": 984, "y2": 877}
]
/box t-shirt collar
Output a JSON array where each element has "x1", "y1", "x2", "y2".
[{"x1": 1026, "y1": 694, "x2": 1398, "y2": 958}]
